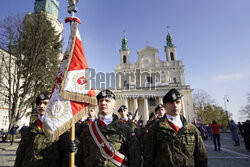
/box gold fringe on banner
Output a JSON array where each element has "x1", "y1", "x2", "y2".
[{"x1": 43, "y1": 104, "x2": 94, "y2": 142}]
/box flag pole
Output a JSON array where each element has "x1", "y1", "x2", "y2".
[
  {"x1": 67, "y1": 1, "x2": 79, "y2": 167},
  {"x1": 69, "y1": 124, "x2": 75, "y2": 167}
]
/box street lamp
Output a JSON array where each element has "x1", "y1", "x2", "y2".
[{"x1": 224, "y1": 95, "x2": 230, "y2": 127}]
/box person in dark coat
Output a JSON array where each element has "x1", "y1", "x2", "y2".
[
  {"x1": 1, "y1": 129, "x2": 7, "y2": 142},
  {"x1": 238, "y1": 122, "x2": 243, "y2": 136},
  {"x1": 242, "y1": 120, "x2": 250, "y2": 151},
  {"x1": 9, "y1": 124, "x2": 19, "y2": 145},
  {"x1": 20, "y1": 124, "x2": 28, "y2": 136},
  {"x1": 229, "y1": 120, "x2": 240, "y2": 146}
]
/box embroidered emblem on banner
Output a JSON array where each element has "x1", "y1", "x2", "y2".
[
  {"x1": 72, "y1": 72, "x2": 88, "y2": 91},
  {"x1": 46, "y1": 99, "x2": 68, "y2": 120},
  {"x1": 77, "y1": 76, "x2": 87, "y2": 85}
]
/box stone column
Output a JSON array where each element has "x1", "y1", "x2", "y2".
[
  {"x1": 144, "y1": 98, "x2": 149, "y2": 122},
  {"x1": 134, "y1": 98, "x2": 139, "y2": 120},
  {"x1": 159, "y1": 96, "x2": 163, "y2": 104},
  {"x1": 124, "y1": 98, "x2": 128, "y2": 109},
  {"x1": 181, "y1": 97, "x2": 186, "y2": 118}
]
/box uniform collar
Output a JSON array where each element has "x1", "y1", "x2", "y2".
[
  {"x1": 99, "y1": 113, "x2": 113, "y2": 125},
  {"x1": 166, "y1": 114, "x2": 183, "y2": 128},
  {"x1": 121, "y1": 117, "x2": 128, "y2": 121},
  {"x1": 38, "y1": 114, "x2": 44, "y2": 123},
  {"x1": 89, "y1": 117, "x2": 96, "y2": 122}
]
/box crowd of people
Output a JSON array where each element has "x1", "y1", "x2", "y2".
[{"x1": 3, "y1": 88, "x2": 249, "y2": 166}]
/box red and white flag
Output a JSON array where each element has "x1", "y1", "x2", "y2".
[{"x1": 43, "y1": 19, "x2": 97, "y2": 141}]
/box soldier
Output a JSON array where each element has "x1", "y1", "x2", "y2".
[
  {"x1": 76, "y1": 89, "x2": 141, "y2": 167},
  {"x1": 145, "y1": 104, "x2": 165, "y2": 131},
  {"x1": 143, "y1": 88, "x2": 207, "y2": 167},
  {"x1": 14, "y1": 92, "x2": 68, "y2": 167},
  {"x1": 76, "y1": 108, "x2": 96, "y2": 138},
  {"x1": 118, "y1": 105, "x2": 137, "y2": 131},
  {"x1": 154, "y1": 104, "x2": 166, "y2": 119}
]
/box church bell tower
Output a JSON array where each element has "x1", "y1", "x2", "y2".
[
  {"x1": 164, "y1": 30, "x2": 177, "y2": 61},
  {"x1": 34, "y1": 0, "x2": 59, "y2": 19},
  {"x1": 119, "y1": 32, "x2": 130, "y2": 65}
]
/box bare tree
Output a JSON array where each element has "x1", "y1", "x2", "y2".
[
  {"x1": 0, "y1": 15, "x2": 25, "y2": 130},
  {"x1": 0, "y1": 13, "x2": 62, "y2": 130},
  {"x1": 192, "y1": 89, "x2": 215, "y2": 122},
  {"x1": 239, "y1": 104, "x2": 250, "y2": 119}
]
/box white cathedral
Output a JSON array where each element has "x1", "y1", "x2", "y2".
[{"x1": 114, "y1": 32, "x2": 196, "y2": 124}]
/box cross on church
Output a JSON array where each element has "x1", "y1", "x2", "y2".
[
  {"x1": 167, "y1": 25, "x2": 171, "y2": 32},
  {"x1": 123, "y1": 30, "x2": 126, "y2": 37}
]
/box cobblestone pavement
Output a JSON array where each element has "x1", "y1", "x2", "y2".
[
  {"x1": 204, "y1": 133, "x2": 250, "y2": 167},
  {"x1": 0, "y1": 139, "x2": 19, "y2": 167},
  {"x1": 0, "y1": 133, "x2": 250, "y2": 167}
]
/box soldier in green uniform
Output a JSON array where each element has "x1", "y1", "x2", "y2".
[
  {"x1": 76, "y1": 107, "x2": 96, "y2": 138},
  {"x1": 76, "y1": 89, "x2": 141, "y2": 167},
  {"x1": 118, "y1": 105, "x2": 137, "y2": 131},
  {"x1": 143, "y1": 88, "x2": 207, "y2": 167},
  {"x1": 155, "y1": 104, "x2": 166, "y2": 119},
  {"x1": 14, "y1": 92, "x2": 68, "y2": 167}
]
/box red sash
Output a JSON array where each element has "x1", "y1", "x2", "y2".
[
  {"x1": 89, "y1": 121, "x2": 128, "y2": 167},
  {"x1": 37, "y1": 118, "x2": 43, "y2": 132}
]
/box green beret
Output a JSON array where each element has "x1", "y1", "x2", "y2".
[
  {"x1": 36, "y1": 92, "x2": 50, "y2": 105},
  {"x1": 118, "y1": 105, "x2": 127, "y2": 112},
  {"x1": 96, "y1": 89, "x2": 116, "y2": 102},
  {"x1": 155, "y1": 104, "x2": 164, "y2": 112},
  {"x1": 163, "y1": 88, "x2": 182, "y2": 104}
]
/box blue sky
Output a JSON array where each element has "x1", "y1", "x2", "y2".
[{"x1": 1, "y1": 0, "x2": 250, "y2": 122}]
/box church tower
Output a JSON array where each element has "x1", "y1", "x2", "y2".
[
  {"x1": 164, "y1": 30, "x2": 177, "y2": 61},
  {"x1": 34, "y1": 0, "x2": 59, "y2": 18},
  {"x1": 32, "y1": 0, "x2": 63, "y2": 36},
  {"x1": 119, "y1": 32, "x2": 130, "y2": 65}
]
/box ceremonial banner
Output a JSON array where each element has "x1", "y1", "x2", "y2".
[{"x1": 43, "y1": 20, "x2": 97, "y2": 142}]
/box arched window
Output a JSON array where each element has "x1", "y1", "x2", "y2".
[
  {"x1": 124, "y1": 80, "x2": 127, "y2": 86},
  {"x1": 170, "y1": 52, "x2": 174, "y2": 60},
  {"x1": 123, "y1": 56, "x2": 127, "y2": 63},
  {"x1": 147, "y1": 76, "x2": 153, "y2": 84},
  {"x1": 173, "y1": 77, "x2": 177, "y2": 83}
]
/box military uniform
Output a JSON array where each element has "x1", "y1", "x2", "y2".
[
  {"x1": 120, "y1": 118, "x2": 138, "y2": 132},
  {"x1": 76, "y1": 114, "x2": 141, "y2": 167},
  {"x1": 14, "y1": 120, "x2": 68, "y2": 167},
  {"x1": 76, "y1": 117, "x2": 95, "y2": 138},
  {"x1": 143, "y1": 115, "x2": 207, "y2": 167}
]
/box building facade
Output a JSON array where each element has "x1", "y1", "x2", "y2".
[
  {"x1": 0, "y1": 0, "x2": 63, "y2": 130},
  {"x1": 114, "y1": 31, "x2": 195, "y2": 124}
]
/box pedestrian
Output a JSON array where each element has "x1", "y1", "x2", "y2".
[
  {"x1": 14, "y1": 92, "x2": 68, "y2": 167},
  {"x1": 238, "y1": 122, "x2": 243, "y2": 136},
  {"x1": 210, "y1": 120, "x2": 221, "y2": 151},
  {"x1": 76, "y1": 89, "x2": 141, "y2": 167},
  {"x1": 229, "y1": 120, "x2": 240, "y2": 146},
  {"x1": 242, "y1": 120, "x2": 250, "y2": 151},
  {"x1": 0, "y1": 129, "x2": 7, "y2": 142},
  {"x1": 9, "y1": 124, "x2": 19, "y2": 145},
  {"x1": 118, "y1": 105, "x2": 137, "y2": 131},
  {"x1": 206, "y1": 124, "x2": 213, "y2": 140},
  {"x1": 19, "y1": 124, "x2": 28, "y2": 136},
  {"x1": 143, "y1": 88, "x2": 208, "y2": 167}
]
